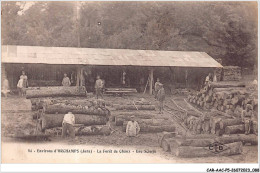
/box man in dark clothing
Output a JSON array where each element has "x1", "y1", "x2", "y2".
[
  {"x1": 95, "y1": 75, "x2": 103, "y2": 99},
  {"x1": 157, "y1": 83, "x2": 165, "y2": 114}
]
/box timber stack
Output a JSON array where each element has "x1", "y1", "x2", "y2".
[
  {"x1": 110, "y1": 98, "x2": 175, "y2": 133},
  {"x1": 187, "y1": 81, "x2": 258, "y2": 136},
  {"x1": 159, "y1": 132, "x2": 257, "y2": 158},
  {"x1": 187, "y1": 81, "x2": 257, "y2": 116},
  {"x1": 112, "y1": 111, "x2": 176, "y2": 133},
  {"x1": 222, "y1": 66, "x2": 242, "y2": 81},
  {"x1": 26, "y1": 86, "x2": 111, "y2": 136}
]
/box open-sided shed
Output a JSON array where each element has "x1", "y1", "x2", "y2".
[{"x1": 2, "y1": 45, "x2": 222, "y2": 93}]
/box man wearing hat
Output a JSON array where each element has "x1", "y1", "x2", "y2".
[
  {"x1": 126, "y1": 115, "x2": 140, "y2": 137},
  {"x1": 154, "y1": 78, "x2": 162, "y2": 100},
  {"x1": 95, "y1": 75, "x2": 104, "y2": 99},
  {"x1": 157, "y1": 83, "x2": 165, "y2": 114},
  {"x1": 62, "y1": 112, "x2": 75, "y2": 138},
  {"x1": 241, "y1": 104, "x2": 255, "y2": 135}
]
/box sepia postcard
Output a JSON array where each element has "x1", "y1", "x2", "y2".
[{"x1": 1, "y1": 1, "x2": 259, "y2": 170}]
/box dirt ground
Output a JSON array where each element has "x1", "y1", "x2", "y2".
[{"x1": 1, "y1": 93, "x2": 258, "y2": 163}]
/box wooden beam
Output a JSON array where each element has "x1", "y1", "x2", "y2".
[
  {"x1": 76, "y1": 66, "x2": 80, "y2": 86},
  {"x1": 149, "y1": 68, "x2": 154, "y2": 95}
]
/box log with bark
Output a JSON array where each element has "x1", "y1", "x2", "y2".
[
  {"x1": 215, "y1": 134, "x2": 258, "y2": 145},
  {"x1": 26, "y1": 86, "x2": 86, "y2": 98},
  {"x1": 114, "y1": 104, "x2": 156, "y2": 110},
  {"x1": 43, "y1": 104, "x2": 110, "y2": 116},
  {"x1": 112, "y1": 111, "x2": 159, "y2": 120},
  {"x1": 219, "y1": 119, "x2": 242, "y2": 130},
  {"x1": 41, "y1": 114, "x2": 108, "y2": 130},
  {"x1": 162, "y1": 138, "x2": 178, "y2": 152},
  {"x1": 122, "y1": 122, "x2": 175, "y2": 133},
  {"x1": 158, "y1": 132, "x2": 177, "y2": 147},
  {"x1": 169, "y1": 138, "x2": 214, "y2": 154},
  {"x1": 212, "y1": 87, "x2": 247, "y2": 93},
  {"x1": 45, "y1": 125, "x2": 112, "y2": 136},
  {"x1": 222, "y1": 66, "x2": 242, "y2": 81},
  {"x1": 210, "y1": 82, "x2": 245, "y2": 88},
  {"x1": 225, "y1": 124, "x2": 245, "y2": 134},
  {"x1": 115, "y1": 117, "x2": 168, "y2": 126},
  {"x1": 76, "y1": 125, "x2": 111, "y2": 136},
  {"x1": 175, "y1": 142, "x2": 243, "y2": 157}
]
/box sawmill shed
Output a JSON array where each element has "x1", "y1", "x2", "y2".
[{"x1": 1, "y1": 45, "x2": 222, "y2": 93}]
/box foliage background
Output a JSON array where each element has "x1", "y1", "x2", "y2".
[{"x1": 1, "y1": 1, "x2": 258, "y2": 68}]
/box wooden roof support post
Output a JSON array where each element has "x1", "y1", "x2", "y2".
[
  {"x1": 76, "y1": 66, "x2": 81, "y2": 86},
  {"x1": 149, "y1": 68, "x2": 154, "y2": 95}
]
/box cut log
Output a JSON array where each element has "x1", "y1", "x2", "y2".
[
  {"x1": 26, "y1": 86, "x2": 86, "y2": 98},
  {"x1": 162, "y1": 138, "x2": 177, "y2": 152},
  {"x1": 43, "y1": 104, "x2": 109, "y2": 116},
  {"x1": 116, "y1": 117, "x2": 168, "y2": 126},
  {"x1": 171, "y1": 138, "x2": 215, "y2": 148},
  {"x1": 112, "y1": 111, "x2": 157, "y2": 119},
  {"x1": 219, "y1": 118, "x2": 242, "y2": 130},
  {"x1": 76, "y1": 125, "x2": 111, "y2": 136},
  {"x1": 222, "y1": 66, "x2": 242, "y2": 81},
  {"x1": 225, "y1": 124, "x2": 245, "y2": 134},
  {"x1": 216, "y1": 134, "x2": 258, "y2": 145},
  {"x1": 212, "y1": 87, "x2": 247, "y2": 93},
  {"x1": 10, "y1": 134, "x2": 50, "y2": 141},
  {"x1": 41, "y1": 114, "x2": 108, "y2": 130},
  {"x1": 158, "y1": 132, "x2": 177, "y2": 147},
  {"x1": 123, "y1": 122, "x2": 175, "y2": 133},
  {"x1": 175, "y1": 142, "x2": 243, "y2": 157},
  {"x1": 210, "y1": 82, "x2": 245, "y2": 89},
  {"x1": 45, "y1": 125, "x2": 111, "y2": 136},
  {"x1": 114, "y1": 104, "x2": 156, "y2": 110}
]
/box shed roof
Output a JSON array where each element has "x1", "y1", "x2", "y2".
[{"x1": 2, "y1": 45, "x2": 222, "y2": 68}]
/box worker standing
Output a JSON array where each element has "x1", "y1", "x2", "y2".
[
  {"x1": 95, "y1": 75, "x2": 103, "y2": 99},
  {"x1": 154, "y1": 78, "x2": 161, "y2": 100},
  {"x1": 17, "y1": 76, "x2": 24, "y2": 96},
  {"x1": 126, "y1": 115, "x2": 140, "y2": 137},
  {"x1": 204, "y1": 73, "x2": 212, "y2": 86},
  {"x1": 157, "y1": 83, "x2": 165, "y2": 114},
  {"x1": 20, "y1": 71, "x2": 29, "y2": 96},
  {"x1": 2, "y1": 78, "x2": 10, "y2": 97},
  {"x1": 62, "y1": 112, "x2": 75, "y2": 139},
  {"x1": 62, "y1": 73, "x2": 71, "y2": 86},
  {"x1": 241, "y1": 104, "x2": 255, "y2": 135}
]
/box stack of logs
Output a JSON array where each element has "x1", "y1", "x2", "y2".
[
  {"x1": 111, "y1": 111, "x2": 175, "y2": 133},
  {"x1": 158, "y1": 132, "x2": 257, "y2": 158},
  {"x1": 222, "y1": 66, "x2": 242, "y2": 81},
  {"x1": 27, "y1": 86, "x2": 111, "y2": 136},
  {"x1": 187, "y1": 81, "x2": 258, "y2": 136},
  {"x1": 111, "y1": 99, "x2": 175, "y2": 133}
]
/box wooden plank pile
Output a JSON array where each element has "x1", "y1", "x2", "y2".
[
  {"x1": 159, "y1": 132, "x2": 257, "y2": 158},
  {"x1": 222, "y1": 66, "x2": 242, "y2": 81}
]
